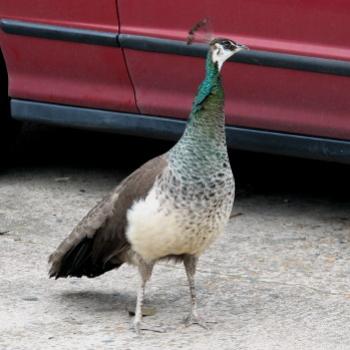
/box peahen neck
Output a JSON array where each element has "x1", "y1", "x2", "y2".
[
  {"x1": 185, "y1": 52, "x2": 225, "y2": 144},
  {"x1": 169, "y1": 51, "x2": 228, "y2": 177}
]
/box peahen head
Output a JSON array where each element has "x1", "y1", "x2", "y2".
[{"x1": 209, "y1": 38, "x2": 248, "y2": 71}]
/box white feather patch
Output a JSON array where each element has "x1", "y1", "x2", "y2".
[
  {"x1": 126, "y1": 186, "x2": 224, "y2": 262},
  {"x1": 126, "y1": 188, "x2": 183, "y2": 261},
  {"x1": 211, "y1": 45, "x2": 234, "y2": 71}
]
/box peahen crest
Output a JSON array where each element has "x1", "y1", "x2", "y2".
[{"x1": 187, "y1": 18, "x2": 213, "y2": 45}]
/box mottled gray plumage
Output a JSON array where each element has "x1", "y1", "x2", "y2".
[{"x1": 49, "y1": 37, "x2": 248, "y2": 334}]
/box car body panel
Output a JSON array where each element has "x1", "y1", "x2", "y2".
[
  {"x1": 0, "y1": 0, "x2": 349, "y2": 162},
  {"x1": 0, "y1": 0, "x2": 119, "y2": 32},
  {"x1": 118, "y1": 0, "x2": 350, "y2": 139},
  {"x1": 118, "y1": 0, "x2": 350, "y2": 61},
  {"x1": 0, "y1": 0, "x2": 137, "y2": 112}
]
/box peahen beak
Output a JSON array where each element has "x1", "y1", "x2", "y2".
[{"x1": 235, "y1": 43, "x2": 249, "y2": 51}]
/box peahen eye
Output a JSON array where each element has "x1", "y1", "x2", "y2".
[{"x1": 222, "y1": 40, "x2": 234, "y2": 49}]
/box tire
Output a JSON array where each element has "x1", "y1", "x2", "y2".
[{"x1": 0, "y1": 50, "x2": 21, "y2": 166}]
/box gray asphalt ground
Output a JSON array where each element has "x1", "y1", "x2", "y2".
[{"x1": 1, "y1": 124, "x2": 350, "y2": 350}]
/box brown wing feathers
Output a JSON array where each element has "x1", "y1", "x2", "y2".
[{"x1": 49, "y1": 155, "x2": 168, "y2": 278}]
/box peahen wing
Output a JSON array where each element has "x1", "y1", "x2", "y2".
[{"x1": 48, "y1": 154, "x2": 168, "y2": 278}]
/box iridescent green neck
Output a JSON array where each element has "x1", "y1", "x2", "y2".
[
  {"x1": 176, "y1": 51, "x2": 226, "y2": 148},
  {"x1": 191, "y1": 53, "x2": 222, "y2": 114},
  {"x1": 169, "y1": 51, "x2": 228, "y2": 176}
]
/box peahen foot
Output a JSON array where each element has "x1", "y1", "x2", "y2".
[{"x1": 184, "y1": 312, "x2": 209, "y2": 329}]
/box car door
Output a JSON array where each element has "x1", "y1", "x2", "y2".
[
  {"x1": 0, "y1": 0, "x2": 137, "y2": 112},
  {"x1": 118, "y1": 0, "x2": 350, "y2": 140}
]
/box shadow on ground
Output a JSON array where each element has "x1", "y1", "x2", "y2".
[
  {"x1": 7, "y1": 122, "x2": 350, "y2": 202},
  {"x1": 59, "y1": 291, "x2": 133, "y2": 314}
]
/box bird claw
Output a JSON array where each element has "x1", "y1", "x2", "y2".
[{"x1": 184, "y1": 313, "x2": 209, "y2": 330}]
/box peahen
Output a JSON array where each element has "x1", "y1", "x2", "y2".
[{"x1": 49, "y1": 37, "x2": 248, "y2": 334}]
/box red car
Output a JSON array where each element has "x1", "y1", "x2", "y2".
[{"x1": 0, "y1": 1, "x2": 349, "y2": 163}]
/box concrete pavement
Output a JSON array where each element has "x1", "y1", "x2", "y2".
[{"x1": 0, "y1": 125, "x2": 349, "y2": 349}]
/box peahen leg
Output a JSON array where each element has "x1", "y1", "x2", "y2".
[
  {"x1": 134, "y1": 258, "x2": 154, "y2": 334},
  {"x1": 183, "y1": 255, "x2": 208, "y2": 329}
]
